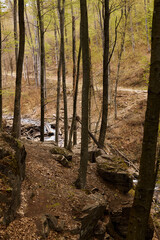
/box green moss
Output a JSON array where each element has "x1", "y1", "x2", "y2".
[
  {"x1": 128, "y1": 189, "x2": 135, "y2": 196},
  {"x1": 2, "y1": 154, "x2": 19, "y2": 175},
  {"x1": 15, "y1": 138, "x2": 23, "y2": 149}
]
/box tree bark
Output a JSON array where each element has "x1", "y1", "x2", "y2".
[
  {"x1": 0, "y1": 16, "x2": 2, "y2": 130},
  {"x1": 114, "y1": 3, "x2": 129, "y2": 119},
  {"x1": 67, "y1": 44, "x2": 81, "y2": 151},
  {"x1": 25, "y1": 7, "x2": 38, "y2": 86},
  {"x1": 58, "y1": 0, "x2": 68, "y2": 147},
  {"x1": 127, "y1": 1, "x2": 160, "y2": 238},
  {"x1": 75, "y1": 0, "x2": 90, "y2": 189},
  {"x1": 12, "y1": 0, "x2": 25, "y2": 138},
  {"x1": 98, "y1": 0, "x2": 109, "y2": 148},
  {"x1": 55, "y1": 50, "x2": 62, "y2": 144},
  {"x1": 37, "y1": 0, "x2": 45, "y2": 142},
  {"x1": 71, "y1": 0, "x2": 77, "y2": 145},
  {"x1": 144, "y1": 0, "x2": 150, "y2": 51},
  {"x1": 13, "y1": 0, "x2": 18, "y2": 65}
]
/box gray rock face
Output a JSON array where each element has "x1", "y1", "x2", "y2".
[
  {"x1": 96, "y1": 155, "x2": 133, "y2": 193},
  {"x1": 0, "y1": 133, "x2": 26, "y2": 226},
  {"x1": 78, "y1": 194, "x2": 107, "y2": 240}
]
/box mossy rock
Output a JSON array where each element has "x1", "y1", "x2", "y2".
[
  {"x1": 50, "y1": 146, "x2": 72, "y2": 161},
  {"x1": 0, "y1": 132, "x2": 26, "y2": 226},
  {"x1": 96, "y1": 155, "x2": 133, "y2": 193}
]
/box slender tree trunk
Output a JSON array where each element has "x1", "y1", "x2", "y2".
[
  {"x1": 37, "y1": 0, "x2": 45, "y2": 142},
  {"x1": 34, "y1": 19, "x2": 41, "y2": 86},
  {"x1": 127, "y1": 1, "x2": 160, "y2": 238},
  {"x1": 144, "y1": 0, "x2": 150, "y2": 51},
  {"x1": 71, "y1": 0, "x2": 77, "y2": 145},
  {"x1": 25, "y1": 7, "x2": 38, "y2": 86},
  {"x1": 13, "y1": 0, "x2": 18, "y2": 65},
  {"x1": 97, "y1": 1, "x2": 104, "y2": 47},
  {"x1": 75, "y1": 0, "x2": 90, "y2": 189},
  {"x1": 12, "y1": 0, "x2": 25, "y2": 138},
  {"x1": 88, "y1": 41, "x2": 93, "y2": 136},
  {"x1": 67, "y1": 44, "x2": 81, "y2": 151},
  {"x1": 114, "y1": 3, "x2": 128, "y2": 120},
  {"x1": 98, "y1": 0, "x2": 109, "y2": 148},
  {"x1": 58, "y1": 0, "x2": 68, "y2": 147},
  {"x1": 55, "y1": 51, "x2": 62, "y2": 144},
  {"x1": 54, "y1": 20, "x2": 59, "y2": 68},
  {"x1": 0, "y1": 17, "x2": 2, "y2": 130}
]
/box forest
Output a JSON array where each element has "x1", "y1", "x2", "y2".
[{"x1": 0, "y1": 0, "x2": 160, "y2": 239}]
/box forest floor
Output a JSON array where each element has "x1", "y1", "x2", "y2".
[{"x1": 1, "y1": 82, "x2": 160, "y2": 239}]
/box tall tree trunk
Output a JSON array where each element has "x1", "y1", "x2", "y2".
[
  {"x1": 12, "y1": 0, "x2": 25, "y2": 138},
  {"x1": 55, "y1": 50, "x2": 62, "y2": 144},
  {"x1": 71, "y1": 0, "x2": 77, "y2": 145},
  {"x1": 37, "y1": 0, "x2": 45, "y2": 142},
  {"x1": 114, "y1": 3, "x2": 128, "y2": 120},
  {"x1": 25, "y1": 7, "x2": 38, "y2": 86},
  {"x1": 13, "y1": 0, "x2": 18, "y2": 64},
  {"x1": 67, "y1": 44, "x2": 81, "y2": 151},
  {"x1": 58, "y1": 0, "x2": 68, "y2": 147},
  {"x1": 144, "y1": 0, "x2": 150, "y2": 51},
  {"x1": 54, "y1": 20, "x2": 59, "y2": 67},
  {"x1": 0, "y1": 16, "x2": 2, "y2": 130},
  {"x1": 88, "y1": 41, "x2": 93, "y2": 137},
  {"x1": 98, "y1": 0, "x2": 109, "y2": 148},
  {"x1": 75, "y1": 0, "x2": 90, "y2": 189},
  {"x1": 127, "y1": 0, "x2": 160, "y2": 239},
  {"x1": 34, "y1": 19, "x2": 40, "y2": 86}
]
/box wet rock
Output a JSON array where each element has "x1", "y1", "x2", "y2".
[
  {"x1": 0, "y1": 132, "x2": 26, "y2": 226},
  {"x1": 78, "y1": 194, "x2": 107, "y2": 240},
  {"x1": 50, "y1": 146, "x2": 72, "y2": 161},
  {"x1": 97, "y1": 155, "x2": 133, "y2": 193}
]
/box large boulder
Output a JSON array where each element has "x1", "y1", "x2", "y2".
[
  {"x1": 50, "y1": 146, "x2": 72, "y2": 161},
  {"x1": 0, "y1": 133, "x2": 26, "y2": 226},
  {"x1": 97, "y1": 155, "x2": 133, "y2": 193},
  {"x1": 77, "y1": 193, "x2": 108, "y2": 240}
]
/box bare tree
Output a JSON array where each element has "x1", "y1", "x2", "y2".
[
  {"x1": 75, "y1": 0, "x2": 90, "y2": 189},
  {"x1": 127, "y1": 0, "x2": 160, "y2": 238},
  {"x1": 0, "y1": 11, "x2": 2, "y2": 130},
  {"x1": 58, "y1": 0, "x2": 68, "y2": 147},
  {"x1": 37, "y1": 0, "x2": 45, "y2": 142},
  {"x1": 67, "y1": 44, "x2": 81, "y2": 151},
  {"x1": 71, "y1": 0, "x2": 77, "y2": 145},
  {"x1": 12, "y1": 0, "x2": 25, "y2": 138},
  {"x1": 98, "y1": 0, "x2": 110, "y2": 148}
]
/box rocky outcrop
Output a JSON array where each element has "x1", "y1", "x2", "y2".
[
  {"x1": 52, "y1": 154, "x2": 71, "y2": 168},
  {"x1": 0, "y1": 133, "x2": 26, "y2": 226},
  {"x1": 50, "y1": 146, "x2": 72, "y2": 161},
  {"x1": 96, "y1": 155, "x2": 133, "y2": 193},
  {"x1": 77, "y1": 193, "x2": 108, "y2": 240}
]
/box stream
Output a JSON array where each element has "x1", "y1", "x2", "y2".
[{"x1": 4, "y1": 115, "x2": 64, "y2": 146}]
